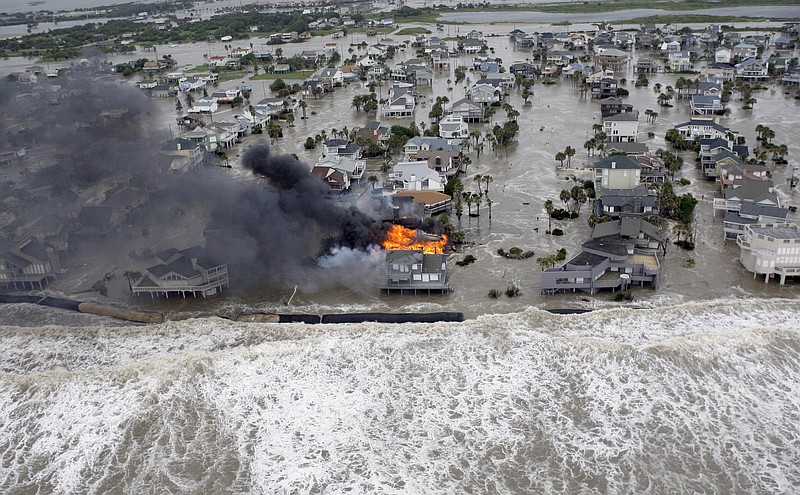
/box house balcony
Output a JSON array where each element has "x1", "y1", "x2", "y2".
[
  {"x1": 714, "y1": 198, "x2": 739, "y2": 212},
  {"x1": 736, "y1": 234, "x2": 751, "y2": 249}
]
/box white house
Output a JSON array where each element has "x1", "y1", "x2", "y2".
[
  {"x1": 317, "y1": 154, "x2": 366, "y2": 182},
  {"x1": 690, "y1": 95, "x2": 723, "y2": 115},
  {"x1": 738, "y1": 223, "x2": 800, "y2": 285},
  {"x1": 667, "y1": 51, "x2": 692, "y2": 71},
  {"x1": 188, "y1": 97, "x2": 218, "y2": 114},
  {"x1": 389, "y1": 162, "x2": 445, "y2": 192},
  {"x1": 602, "y1": 113, "x2": 639, "y2": 143},
  {"x1": 182, "y1": 127, "x2": 221, "y2": 151},
  {"x1": 178, "y1": 78, "x2": 206, "y2": 92},
  {"x1": 674, "y1": 117, "x2": 736, "y2": 140},
  {"x1": 317, "y1": 67, "x2": 344, "y2": 85},
  {"x1": 468, "y1": 79, "x2": 504, "y2": 105},
  {"x1": 735, "y1": 58, "x2": 769, "y2": 81},
  {"x1": 715, "y1": 47, "x2": 732, "y2": 64},
  {"x1": 732, "y1": 42, "x2": 758, "y2": 60},
  {"x1": 438, "y1": 115, "x2": 469, "y2": 143}
]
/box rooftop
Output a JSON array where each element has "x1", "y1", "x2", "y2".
[{"x1": 750, "y1": 224, "x2": 800, "y2": 240}]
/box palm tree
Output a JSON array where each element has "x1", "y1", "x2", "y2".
[
  {"x1": 574, "y1": 188, "x2": 587, "y2": 215},
  {"x1": 544, "y1": 199, "x2": 554, "y2": 234},
  {"x1": 536, "y1": 256, "x2": 551, "y2": 271},
  {"x1": 298, "y1": 99, "x2": 307, "y2": 119},
  {"x1": 482, "y1": 175, "x2": 493, "y2": 195},
  {"x1": 460, "y1": 155, "x2": 472, "y2": 174},
  {"x1": 584, "y1": 138, "x2": 595, "y2": 158},
  {"x1": 473, "y1": 192, "x2": 482, "y2": 217},
  {"x1": 463, "y1": 191, "x2": 474, "y2": 216},
  {"x1": 285, "y1": 113, "x2": 295, "y2": 127},
  {"x1": 579, "y1": 81, "x2": 589, "y2": 99},
  {"x1": 564, "y1": 146, "x2": 576, "y2": 167},
  {"x1": 473, "y1": 174, "x2": 483, "y2": 193},
  {"x1": 560, "y1": 189, "x2": 571, "y2": 205},
  {"x1": 368, "y1": 175, "x2": 378, "y2": 189},
  {"x1": 469, "y1": 130, "x2": 482, "y2": 148},
  {"x1": 522, "y1": 88, "x2": 532, "y2": 104},
  {"x1": 483, "y1": 105, "x2": 496, "y2": 124},
  {"x1": 555, "y1": 151, "x2": 566, "y2": 166}
]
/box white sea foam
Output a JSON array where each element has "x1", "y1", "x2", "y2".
[{"x1": 0, "y1": 298, "x2": 799, "y2": 493}]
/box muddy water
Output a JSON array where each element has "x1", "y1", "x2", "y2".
[
  {"x1": 3, "y1": 22, "x2": 798, "y2": 318},
  {"x1": 105, "y1": 25, "x2": 799, "y2": 320}
]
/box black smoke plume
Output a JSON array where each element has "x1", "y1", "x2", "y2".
[
  {"x1": 0, "y1": 68, "x2": 387, "y2": 296},
  {"x1": 240, "y1": 143, "x2": 383, "y2": 250}
]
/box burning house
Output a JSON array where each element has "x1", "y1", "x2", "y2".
[{"x1": 380, "y1": 224, "x2": 451, "y2": 294}]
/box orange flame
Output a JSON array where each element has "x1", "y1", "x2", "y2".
[{"x1": 381, "y1": 224, "x2": 448, "y2": 254}]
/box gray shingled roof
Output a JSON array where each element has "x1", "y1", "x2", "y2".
[{"x1": 593, "y1": 155, "x2": 641, "y2": 170}]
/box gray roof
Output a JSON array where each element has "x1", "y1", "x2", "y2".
[
  {"x1": 724, "y1": 211, "x2": 758, "y2": 225},
  {"x1": 593, "y1": 155, "x2": 641, "y2": 170},
  {"x1": 581, "y1": 238, "x2": 630, "y2": 257},
  {"x1": 725, "y1": 180, "x2": 777, "y2": 204},
  {"x1": 692, "y1": 95, "x2": 721, "y2": 106},
  {"x1": 591, "y1": 215, "x2": 663, "y2": 242},
  {"x1": 675, "y1": 118, "x2": 731, "y2": 133},
  {"x1": 79, "y1": 206, "x2": 114, "y2": 227},
  {"x1": 422, "y1": 253, "x2": 446, "y2": 273},
  {"x1": 739, "y1": 202, "x2": 789, "y2": 219},
  {"x1": 566, "y1": 250, "x2": 608, "y2": 268},
  {"x1": 451, "y1": 97, "x2": 481, "y2": 109},
  {"x1": 406, "y1": 136, "x2": 458, "y2": 151},
  {"x1": 750, "y1": 224, "x2": 800, "y2": 240},
  {"x1": 149, "y1": 256, "x2": 197, "y2": 279},
  {"x1": 603, "y1": 113, "x2": 638, "y2": 122},
  {"x1": 386, "y1": 250, "x2": 423, "y2": 264},
  {"x1": 605, "y1": 142, "x2": 648, "y2": 155}
]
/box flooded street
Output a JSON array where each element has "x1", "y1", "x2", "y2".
[
  {"x1": 3, "y1": 20, "x2": 800, "y2": 318},
  {"x1": 105, "y1": 22, "x2": 800, "y2": 319}
]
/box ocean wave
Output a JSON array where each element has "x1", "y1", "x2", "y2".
[{"x1": 0, "y1": 298, "x2": 799, "y2": 493}]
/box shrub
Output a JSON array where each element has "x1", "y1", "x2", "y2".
[
  {"x1": 505, "y1": 284, "x2": 521, "y2": 297},
  {"x1": 497, "y1": 248, "x2": 535, "y2": 259},
  {"x1": 456, "y1": 254, "x2": 476, "y2": 266},
  {"x1": 550, "y1": 208, "x2": 572, "y2": 220},
  {"x1": 551, "y1": 228, "x2": 564, "y2": 236},
  {"x1": 675, "y1": 240, "x2": 695, "y2": 250},
  {"x1": 555, "y1": 248, "x2": 567, "y2": 261},
  {"x1": 488, "y1": 288, "x2": 501, "y2": 298},
  {"x1": 612, "y1": 290, "x2": 633, "y2": 302},
  {"x1": 304, "y1": 137, "x2": 316, "y2": 149},
  {"x1": 679, "y1": 177, "x2": 691, "y2": 185}
]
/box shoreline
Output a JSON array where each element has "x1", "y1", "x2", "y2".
[{"x1": 0, "y1": 292, "x2": 598, "y2": 325}]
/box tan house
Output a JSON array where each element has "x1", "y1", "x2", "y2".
[{"x1": 593, "y1": 156, "x2": 641, "y2": 189}]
